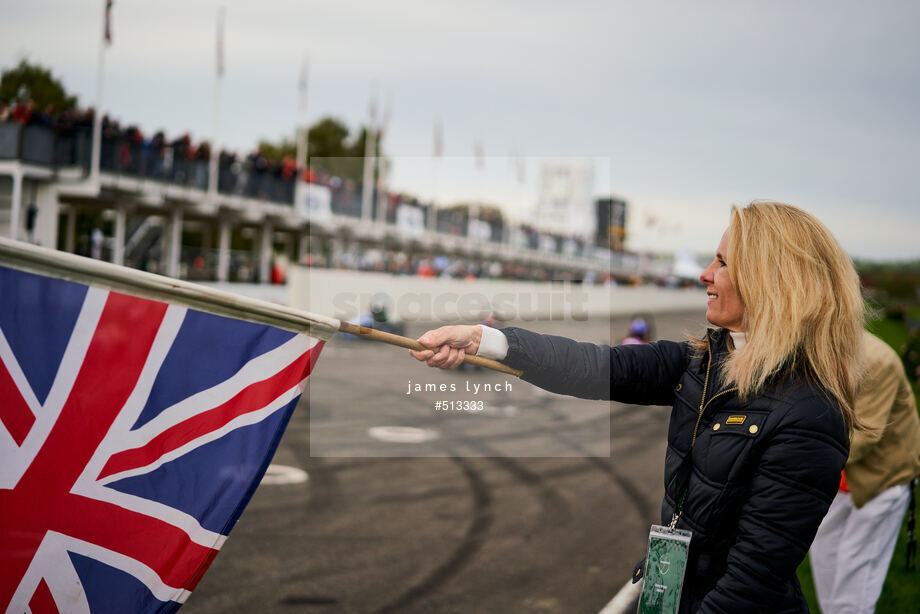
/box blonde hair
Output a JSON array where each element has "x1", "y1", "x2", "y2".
[{"x1": 702, "y1": 202, "x2": 865, "y2": 430}]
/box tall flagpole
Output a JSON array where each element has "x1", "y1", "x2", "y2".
[
  {"x1": 295, "y1": 55, "x2": 309, "y2": 174},
  {"x1": 294, "y1": 55, "x2": 309, "y2": 261},
  {"x1": 375, "y1": 92, "x2": 392, "y2": 224},
  {"x1": 429, "y1": 117, "x2": 442, "y2": 232},
  {"x1": 360, "y1": 85, "x2": 378, "y2": 222},
  {"x1": 208, "y1": 6, "x2": 225, "y2": 199},
  {"x1": 90, "y1": 0, "x2": 112, "y2": 185},
  {"x1": 509, "y1": 150, "x2": 525, "y2": 248},
  {"x1": 470, "y1": 138, "x2": 484, "y2": 240}
]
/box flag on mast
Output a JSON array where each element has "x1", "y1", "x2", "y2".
[
  {"x1": 0, "y1": 239, "x2": 335, "y2": 612},
  {"x1": 103, "y1": 0, "x2": 114, "y2": 45}
]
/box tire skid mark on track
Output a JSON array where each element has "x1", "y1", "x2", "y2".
[
  {"x1": 484, "y1": 454, "x2": 571, "y2": 519},
  {"x1": 454, "y1": 438, "x2": 572, "y2": 520},
  {"x1": 369, "y1": 486, "x2": 464, "y2": 506},
  {"x1": 374, "y1": 455, "x2": 493, "y2": 614},
  {"x1": 308, "y1": 345, "x2": 665, "y2": 606},
  {"x1": 580, "y1": 454, "x2": 657, "y2": 522},
  {"x1": 298, "y1": 456, "x2": 344, "y2": 516},
  {"x1": 534, "y1": 431, "x2": 668, "y2": 485},
  {"x1": 519, "y1": 395, "x2": 659, "y2": 524}
]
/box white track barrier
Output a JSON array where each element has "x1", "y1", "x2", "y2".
[{"x1": 599, "y1": 579, "x2": 642, "y2": 614}]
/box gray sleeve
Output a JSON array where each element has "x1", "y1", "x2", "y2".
[{"x1": 500, "y1": 326, "x2": 688, "y2": 403}]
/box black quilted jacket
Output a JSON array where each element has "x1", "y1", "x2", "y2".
[{"x1": 500, "y1": 326, "x2": 849, "y2": 613}]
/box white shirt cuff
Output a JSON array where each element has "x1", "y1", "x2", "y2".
[{"x1": 476, "y1": 325, "x2": 509, "y2": 360}]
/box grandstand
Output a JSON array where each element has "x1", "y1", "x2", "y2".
[{"x1": 0, "y1": 116, "x2": 643, "y2": 284}]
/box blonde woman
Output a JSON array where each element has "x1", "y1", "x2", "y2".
[{"x1": 411, "y1": 202, "x2": 864, "y2": 613}]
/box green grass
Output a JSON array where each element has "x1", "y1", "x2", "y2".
[
  {"x1": 866, "y1": 318, "x2": 910, "y2": 352},
  {"x1": 796, "y1": 316, "x2": 920, "y2": 612}
]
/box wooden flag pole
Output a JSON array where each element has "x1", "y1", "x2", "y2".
[
  {"x1": 0, "y1": 237, "x2": 522, "y2": 377},
  {"x1": 0, "y1": 237, "x2": 340, "y2": 341},
  {"x1": 337, "y1": 321, "x2": 523, "y2": 377}
]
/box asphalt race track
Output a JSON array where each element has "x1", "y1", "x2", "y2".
[{"x1": 184, "y1": 309, "x2": 707, "y2": 614}]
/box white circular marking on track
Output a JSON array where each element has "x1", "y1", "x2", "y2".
[
  {"x1": 368, "y1": 426, "x2": 440, "y2": 444},
  {"x1": 261, "y1": 464, "x2": 309, "y2": 485}
]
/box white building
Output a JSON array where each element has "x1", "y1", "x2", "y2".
[{"x1": 533, "y1": 160, "x2": 595, "y2": 238}]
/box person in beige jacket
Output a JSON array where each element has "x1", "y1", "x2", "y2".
[{"x1": 810, "y1": 330, "x2": 920, "y2": 614}]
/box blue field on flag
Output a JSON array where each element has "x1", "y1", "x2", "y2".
[{"x1": 0, "y1": 264, "x2": 323, "y2": 612}]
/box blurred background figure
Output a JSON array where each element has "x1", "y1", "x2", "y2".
[
  {"x1": 620, "y1": 316, "x2": 652, "y2": 345},
  {"x1": 351, "y1": 291, "x2": 405, "y2": 337},
  {"x1": 809, "y1": 331, "x2": 920, "y2": 614},
  {"x1": 90, "y1": 227, "x2": 104, "y2": 260}
]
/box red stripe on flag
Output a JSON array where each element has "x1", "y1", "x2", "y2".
[
  {"x1": 98, "y1": 342, "x2": 322, "y2": 480},
  {"x1": 0, "y1": 357, "x2": 35, "y2": 446},
  {"x1": 310, "y1": 340, "x2": 324, "y2": 371},
  {"x1": 0, "y1": 292, "x2": 168, "y2": 606},
  {"x1": 28, "y1": 579, "x2": 58, "y2": 614},
  {"x1": 60, "y1": 493, "x2": 218, "y2": 590}
]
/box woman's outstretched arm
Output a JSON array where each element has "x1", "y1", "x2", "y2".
[{"x1": 411, "y1": 324, "x2": 688, "y2": 404}]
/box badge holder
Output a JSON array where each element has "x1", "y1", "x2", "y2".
[{"x1": 637, "y1": 524, "x2": 692, "y2": 614}]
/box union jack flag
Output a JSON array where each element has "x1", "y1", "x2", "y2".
[{"x1": 0, "y1": 264, "x2": 324, "y2": 612}]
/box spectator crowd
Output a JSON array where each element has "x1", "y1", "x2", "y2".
[
  {"x1": 1, "y1": 96, "x2": 629, "y2": 286},
  {"x1": 0, "y1": 98, "x2": 300, "y2": 204}
]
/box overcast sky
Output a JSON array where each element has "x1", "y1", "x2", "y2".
[{"x1": 2, "y1": 0, "x2": 919, "y2": 259}]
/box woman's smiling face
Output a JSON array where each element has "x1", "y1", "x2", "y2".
[{"x1": 699, "y1": 229, "x2": 745, "y2": 331}]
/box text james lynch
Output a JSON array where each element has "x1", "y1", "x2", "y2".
[{"x1": 406, "y1": 380, "x2": 513, "y2": 395}]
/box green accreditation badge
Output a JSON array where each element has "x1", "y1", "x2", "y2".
[{"x1": 638, "y1": 525, "x2": 692, "y2": 614}]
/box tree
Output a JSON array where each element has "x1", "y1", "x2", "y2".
[
  {"x1": 0, "y1": 59, "x2": 78, "y2": 111},
  {"x1": 308, "y1": 117, "x2": 351, "y2": 159},
  {"x1": 257, "y1": 137, "x2": 296, "y2": 163},
  {"x1": 258, "y1": 116, "x2": 384, "y2": 184}
]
